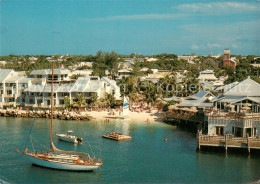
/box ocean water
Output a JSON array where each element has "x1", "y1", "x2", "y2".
[{"x1": 0, "y1": 117, "x2": 259, "y2": 184}]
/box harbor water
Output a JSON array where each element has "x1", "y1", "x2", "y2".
[{"x1": 0, "y1": 117, "x2": 259, "y2": 183}]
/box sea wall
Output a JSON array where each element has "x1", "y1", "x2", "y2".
[{"x1": 0, "y1": 109, "x2": 92, "y2": 121}]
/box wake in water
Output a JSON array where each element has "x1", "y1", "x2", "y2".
[{"x1": 0, "y1": 178, "x2": 11, "y2": 184}]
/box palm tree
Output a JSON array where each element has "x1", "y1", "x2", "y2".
[
  {"x1": 73, "y1": 93, "x2": 87, "y2": 109},
  {"x1": 103, "y1": 93, "x2": 116, "y2": 108},
  {"x1": 64, "y1": 96, "x2": 71, "y2": 109},
  {"x1": 90, "y1": 93, "x2": 98, "y2": 107}
]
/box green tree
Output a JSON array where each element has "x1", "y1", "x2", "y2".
[
  {"x1": 73, "y1": 93, "x2": 87, "y2": 108},
  {"x1": 64, "y1": 96, "x2": 71, "y2": 109}
]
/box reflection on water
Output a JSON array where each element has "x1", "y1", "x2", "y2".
[{"x1": 0, "y1": 117, "x2": 259, "y2": 183}]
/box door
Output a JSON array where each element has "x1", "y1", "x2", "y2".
[{"x1": 215, "y1": 126, "x2": 224, "y2": 136}]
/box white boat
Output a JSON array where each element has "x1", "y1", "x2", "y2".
[
  {"x1": 56, "y1": 131, "x2": 83, "y2": 144},
  {"x1": 18, "y1": 64, "x2": 102, "y2": 171}
]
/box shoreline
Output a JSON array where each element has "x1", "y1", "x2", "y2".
[{"x1": 0, "y1": 109, "x2": 164, "y2": 123}]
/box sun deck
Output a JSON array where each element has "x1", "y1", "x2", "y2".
[{"x1": 197, "y1": 134, "x2": 260, "y2": 153}]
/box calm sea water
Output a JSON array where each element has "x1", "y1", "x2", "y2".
[{"x1": 0, "y1": 117, "x2": 259, "y2": 184}]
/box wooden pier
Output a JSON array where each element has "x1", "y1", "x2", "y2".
[
  {"x1": 197, "y1": 133, "x2": 260, "y2": 153},
  {"x1": 163, "y1": 116, "x2": 206, "y2": 131}
]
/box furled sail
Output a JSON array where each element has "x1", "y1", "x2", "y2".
[{"x1": 51, "y1": 142, "x2": 90, "y2": 158}]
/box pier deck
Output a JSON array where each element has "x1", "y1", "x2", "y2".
[{"x1": 198, "y1": 134, "x2": 260, "y2": 153}]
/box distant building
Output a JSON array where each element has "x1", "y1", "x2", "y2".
[
  {"x1": 178, "y1": 55, "x2": 197, "y2": 61},
  {"x1": 223, "y1": 49, "x2": 236, "y2": 69},
  {"x1": 198, "y1": 70, "x2": 217, "y2": 82}
]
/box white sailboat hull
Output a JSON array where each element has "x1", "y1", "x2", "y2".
[{"x1": 25, "y1": 155, "x2": 100, "y2": 171}]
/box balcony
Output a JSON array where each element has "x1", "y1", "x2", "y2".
[{"x1": 5, "y1": 94, "x2": 15, "y2": 98}]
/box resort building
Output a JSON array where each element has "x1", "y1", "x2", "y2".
[
  {"x1": 24, "y1": 76, "x2": 121, "y2": 108},
  {"x1": 197, "y1": 77, "x2": 260, "y2": 152},
  {"x1": 0, "y1": 69, "x2": 32, "y2": 108},
  {"x1": 178, "y1": 90, "x2": 215, "y2": 113},
  {"x1": 29, "y1": 68, "x2": 72, "y2": 84}
]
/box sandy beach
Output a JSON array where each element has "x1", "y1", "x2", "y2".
[
  {"x1": 87, "y1": 110, "x2": 163, "y2": 122},
  {"x1": 0, "y1": 109, "x2": 164, "y2": 122}
]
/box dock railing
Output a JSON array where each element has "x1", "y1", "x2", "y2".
[{"x1": 197, "y1": 133, "x2": 260, "y2": 152}]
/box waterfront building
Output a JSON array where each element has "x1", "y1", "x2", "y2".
[
  {"x1": 29, "y1": 68, "x2": 72, "y2": 84},
  {"x1": 24, "y1": 76, "x2": 121, "y2": 108},
  {"x1": 198, "y1": 76, "x2": 260, "y2": 152},
  {"x1": 0, "y1": 69, "x2": 32, "y2": 108},
  {"x1": 178, "y1": 90, "x2": 215, "y2": 113}
]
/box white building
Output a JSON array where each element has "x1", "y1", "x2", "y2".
[
  {"x1": 198, "y1": 69, "x2": 217, "y2": 81},
  {"x1": 178, "y1": 90, "x2": 215, "y2": 113},
  {"x1": 24, "y1": 76, "x2": 121, "y2": 108},
  {"x1": 30, "y1": 68, "x2": 72, "y2": 83},
  {"x1": 207, "y1": 76, "x2": 260, "y2": 137},
  {"x1": 0, "y1": 69, "x2": 32, "y2": 108}
]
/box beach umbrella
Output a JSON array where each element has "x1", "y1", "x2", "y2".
[
  {"x1": 168, "y1": 104, "x2": 179, "y2": 110},
  {"x1": 226, "y1": 104, "x2": 235, "y2": 108},
  {"x1": 73, "y1": 104, "x2": 79, "y2": 107},
  {"x1": 161, "y1": 101, "x2": 168, "y2": 105},
  {"x1": 181, "y1": 107, "x2": 191, "y2": 112},
  {"x1": 242, "y1": 106, "x2": 251, "y2": 110},
  {"x1": 243, "y1": 103, "x2": 252, "y2": 107},
  {"x1": 190, "y1": 106, "x2": 198, "y2": 113}
]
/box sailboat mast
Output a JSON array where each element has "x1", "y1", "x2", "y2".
[{"x1": 50, "y1": 63, "x2": 54, "y2": 148}]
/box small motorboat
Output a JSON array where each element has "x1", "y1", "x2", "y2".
[
  {"x1": 102, "y1": 132, "x2": 132, "y2": 141},
  {"x1": 56, "y1": 131, "x2": 83, "y2": 144}
]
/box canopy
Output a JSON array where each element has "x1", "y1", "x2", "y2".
[
  {"x1": 242, "y1": 106, "x2": 251, "y2": 110},
  {"x1": 243, "y1": 103, "x2": 252, "y2": 107}
]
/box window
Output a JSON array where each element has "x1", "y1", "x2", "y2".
[
  {"x1": 29, "y1": 99, "x2": 34, "y2": 104},
  {"x1": 215, "y1": 126, "x2": 224, "y2": 136}
]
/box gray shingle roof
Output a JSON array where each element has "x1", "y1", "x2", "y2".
[
  {"x1": 224, "y1": 76, "x2": 260, "y2": 97},
  {"x1": 30, "y1": 68, "x2": 71, "y2": 75},
  {"x1": 0, "y1": 69, "x2": 13, "y2": 82}
]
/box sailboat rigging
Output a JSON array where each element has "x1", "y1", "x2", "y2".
[{"x1": 18, "y1": 63, "x2": 102, "y2": 171}]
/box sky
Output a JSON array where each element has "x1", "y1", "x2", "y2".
[{"x1": 0, "y1": 0, "x2": 259, "y2": 56}]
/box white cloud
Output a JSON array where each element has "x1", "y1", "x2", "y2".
[
  {"x1": 176, "y1": 2, "x2": 259, "y2": 13},
  {"x1": 232, "y1": 43, "x2": 238, "y2": 48},
  {"x1": 208, "y1": 43, "x2": 221, "y2": 48},
  {"x1": 191, "y1": 44, "x2": 200, "y2": 50},
  {"x1": 86, "y1": 13, "x2": 185, "y2": 21}
]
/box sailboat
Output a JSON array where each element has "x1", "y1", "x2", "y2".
[
  {"x1": 122, "y1": 96, "x2": 130, "y2": 118},
  {"x1": 18, "y1": 64, "x2": 102, "y2": 171}
]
